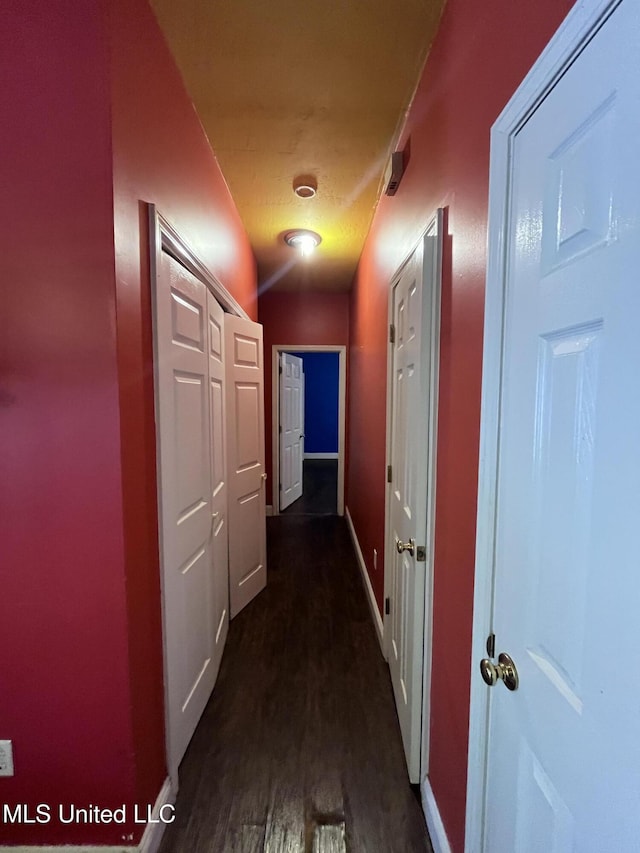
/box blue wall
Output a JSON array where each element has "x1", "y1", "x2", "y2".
[{"x1": 291, "y1": 352, "x2": 339, "y2": 454}]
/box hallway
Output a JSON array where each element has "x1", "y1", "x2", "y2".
[
  {"x1": 281, "y1": 460, "x2": 338, "y2": 516},
  {"x1": 158, "y1": 516, "x2": 432, "y2": 853}
]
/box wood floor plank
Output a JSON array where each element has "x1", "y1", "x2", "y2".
[
  {"x1": 281, "y1": 460, "x2": 337, "y2": 515},
  {"x1": 159, "y1": 516, "x2": 433, "y2": 853}
]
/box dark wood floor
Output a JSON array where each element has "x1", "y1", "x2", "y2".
[
  {"x1": 159, "y1": 516, "x2": 432, "y2": 853},
  {"x1": 281, "y1": 460, "x2": 338, "y2": 515}
]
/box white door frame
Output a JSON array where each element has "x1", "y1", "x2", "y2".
[
  {"x1": 464, "y1": 1, "x2": 622, "y2": 849},
  {"x1": 271, "y1": 345, "x2": 346, "y2": 516},
  {"x1": 383, "y1": 210, "x2": 443, "y2": 782},
  {"x1": 148, "y1": 204, "x2": 249, "y2": 789}
]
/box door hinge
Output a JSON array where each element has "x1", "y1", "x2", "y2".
[
  {"x1": 416, "y1": 545, "x2": 426, "y2": 562},
  {"x1": 279, "y1": 364, "x2": 283, "y2": 374},
  {"x1": 279, "y1": 424, "x2": 282, "y2": 434},
  {"x1": 387, "y1": 464, "x2": 392, "y2": 483},
  {"x1": 486, "y1": 632, "x2": 496, "y2": 659},
  {"x1": 389, "y1": 323, "x2": 396, "y2": 344},
  {"x1": 385, "y1": 597, "x2": 391, "y2": 616}
]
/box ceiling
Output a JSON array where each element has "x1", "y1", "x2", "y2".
[{"x1": 149, "y1": 0, "x2": 445, "y2": 293}]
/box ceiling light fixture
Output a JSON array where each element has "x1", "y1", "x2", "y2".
[{"x1": 284, "y1": 229, "x2": 322, "y2": 257}]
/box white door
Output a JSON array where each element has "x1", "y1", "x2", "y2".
[
  {"x1": 225, "y1": 313, "x2": 267, "y2": 618},
  {"x1": 387, "y1": 222, "x2": 441, "y2": 783},
  {"x1": 279, "y1": 352, "x2": 304, "y2": 510},
  {"x1": 155, "y1": 252, "x2": 228, "y2": 778},
  {"x1": 481, "y1": 4, "x2": 640, "y2": 849},
  {"x1": 206, "y1": 290, "x2": 229, "y2": 677}
]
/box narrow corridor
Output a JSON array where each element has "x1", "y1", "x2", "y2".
[
  {"x1": 158, "y1": 516, "x2": 433, "y2": 852},
  {"x1": 281, "y1": 461, "x2": 339, "y2": 516}
]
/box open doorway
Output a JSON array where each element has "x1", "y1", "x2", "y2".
[{"x1": 271, "y1": 345, "x2": 346, "y2": 516}]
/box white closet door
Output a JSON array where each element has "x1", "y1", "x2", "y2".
[
  {"x1": 206, "y1": 289, "x2": 229, "y2": 689},
  {"x1": 225, "y1": 313, "x2": 267, "y2": 618},
  {"x1": 156, "y1": 252, "x2": 226, "y2": 779}
]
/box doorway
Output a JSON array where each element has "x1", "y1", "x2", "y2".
[
  {"x1": 272, "y1": 345, "x2": 346, "y2": 517},
  {"x1": 284, "y1": 351, "x2": 340, "y2": 515},
  {"x1": 384, "y1": 212, "x2": 443, "y2": 786}
]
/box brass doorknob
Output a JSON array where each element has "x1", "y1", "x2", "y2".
[
  {"x1": 396, "y1": 538, "x2": 415, "y2": 556},
  {"x1": 480, "y1": 652, "x2": 519, "y2": 691}
]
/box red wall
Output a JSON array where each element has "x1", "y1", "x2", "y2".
[
  {"x1": 347, "y1": 1, "x2": 573, "y2": 850},
  {"x1": 0, "y1": 0, "x2": 256, "y2": 845},
  {"x1": 259, "y1": 291, "x2": 349, "y2": 506},
  {"x1": 0, "y1": 1, "x2": 135, "y2": 845}
]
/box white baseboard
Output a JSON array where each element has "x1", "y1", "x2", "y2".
[
  {"x1": 266, "y1": 504, "x2": 273, "y2": 516},
  {"x1": 304, "y1": 452, "x2": 339, "y2": 460},
  {"x1": 345, "y1": 506, "x2": 384, "y2": 653},
  {"x1": 138, "y1": 777, "x2": 175, "y2": 853},
  {"x1": 3, "y1": 778, "x2": 175, "y2": 853},
  {"x1": 421, "y1": 775, "x2": 452, "y2": 853}
]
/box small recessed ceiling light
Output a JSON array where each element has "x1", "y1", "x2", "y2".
[
  {"x1": 284, "y1": 229, "x2": 322, "y2": 257},
  {"x1": 293, "y1": 175, "x2": 317, "y2": 199}
]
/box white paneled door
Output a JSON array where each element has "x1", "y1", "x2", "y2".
[
  {"x1": 155, "y1": 252, "x2": 229, "y2": 780},
  {"x1": 225, "y1": 314, "x2": 267, "y2": 618},
  {"x1": 206, "y1": 289, "x2": 229, "y2": 682},
  {"x1": 387, "y1": 219, "x2": 441, "y2": 784},
  {"x1": 279, "y1": 352, "x2": 304, "y2": 510},
  {"x1": 480, "y1": 3, "x2": 640, "y2": 849}
]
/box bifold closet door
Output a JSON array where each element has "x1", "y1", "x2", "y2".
[
  {"x1": 155, "y1": 251, "x2": 229, "y2": 779},
  {"x1": 225, "y1": 313, "x2": 267, "y2": 618}
]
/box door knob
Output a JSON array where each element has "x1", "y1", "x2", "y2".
[
  {"x1": 480, "y1": 652, "x2": 519, "y2": 691},
  {"x1": 396, "y1": 537, "x2": 415, "y2": 556},
  {"x1": 261, "y1": 472, "x2": 268, "y2": 481}
]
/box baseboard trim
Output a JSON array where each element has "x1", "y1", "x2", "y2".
[
  {"x1": 304, "y1": 452, "x2": 339, "y2": 460},
  {"x1": 138, "y1": 777, "x2": 175, "y2": 853},
  {"x1": 345, "y1": 506, "x2": 384, "y2": 653},
  {"x1": 2, "y1": 778, "x2": 175, "y2": 853},
  {"x1": 266, "y1": 504, "x2": 273, "y2": 516},
  {"x1": 421, "y1": 775, "x2": 452, "y2": 853}
]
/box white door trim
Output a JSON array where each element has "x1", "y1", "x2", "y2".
[
  {"x1": 383, "y1": 209, "x2": 443, "y2": 780},
  {"x1": 271, "y1": 344, "x2": 346, "y2": 516},
  {"x1": 464, "y1": 2, "x2": 622, "y2": 849},
  {"x1": 150, "y1": 206, "x2": 250, "y2": 321},
  {"x1": 148, "y1": 204, "x2": 246, "y2": 790}
]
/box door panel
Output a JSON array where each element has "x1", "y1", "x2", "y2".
[
  {"x1": 388, "y1": 245, "x2": 427, "y2": 783},
  {"x1": 206, "y1": 289, "x2": 229, "y2": 691},
  {"x1": 156, "y1": 253, "x2": 228, "y2": 778},
  {"x1": 280, "y1": 353, "x2": 304, "y2": 510},
  {"x1": 225, "y1": 314, "x2": 267, "y2": 617},
  {"x1": 484, "y1": 4, "x2": 640, "y2": 849}
]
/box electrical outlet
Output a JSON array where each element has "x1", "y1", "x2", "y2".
[
  {"x1": 373, "y1": 548, "x2": 377, "y2": 570},
  {"x1": 0, "y1": 741, "x2": 14, "y2": 776}
]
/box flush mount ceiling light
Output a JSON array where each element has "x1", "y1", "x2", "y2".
[
  {"x1": 293, "y1": 175, "x2": 317, "y2": 199},
  {"x1": 284, "y1": 229, "x2": 322, "y2": 257}
]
